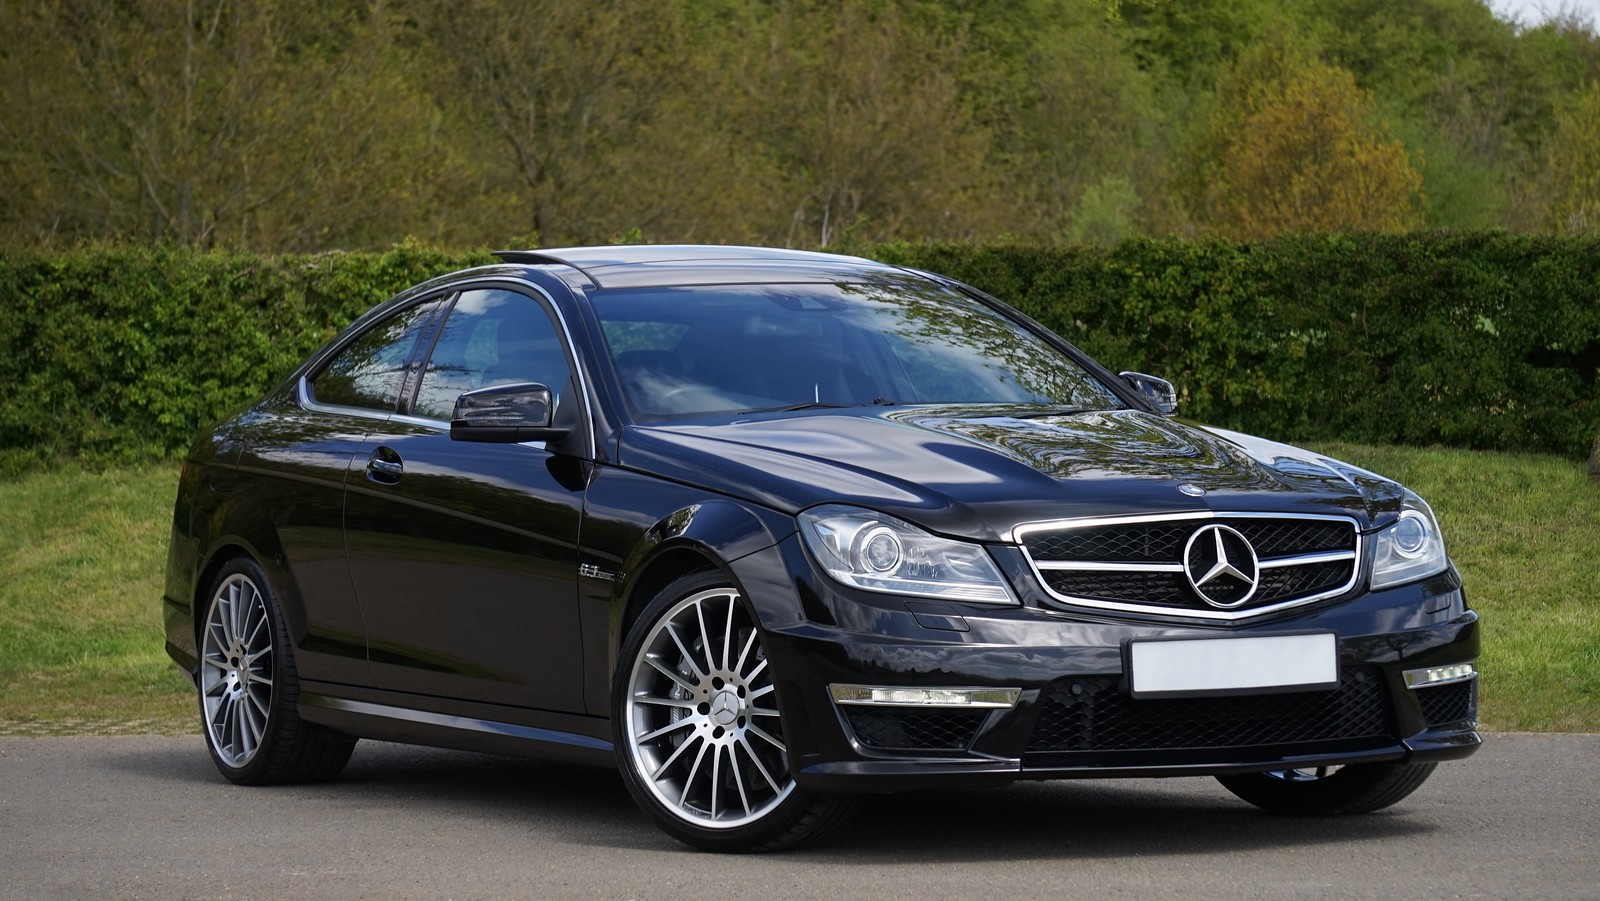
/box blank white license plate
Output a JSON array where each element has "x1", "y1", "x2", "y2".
[{"x1": 1128, "y1": 633, "x2": 1338, "y2": 698}]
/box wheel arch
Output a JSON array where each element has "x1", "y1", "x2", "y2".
[
  {"x1": 608, "y1": 498, "x2": 798, "y2": 664},
  {"x1": 189, "y1": 493, "x2": 310, "y2": 667}
]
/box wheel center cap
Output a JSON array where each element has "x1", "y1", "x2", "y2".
[{"x1": 709, "y1": 689, "x2": 740, "y2": 726}]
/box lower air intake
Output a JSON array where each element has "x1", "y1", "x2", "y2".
[{"x1": 1023, "y1": 666, "x2": 1396, "y2": 768}]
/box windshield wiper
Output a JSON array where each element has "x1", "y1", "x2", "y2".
[
  {"x1": 739, "y1": 397, "x2": 899, "y2": 415},
  {"x1": 739, "y1": 401, "x2": 854, "y2": 414}
]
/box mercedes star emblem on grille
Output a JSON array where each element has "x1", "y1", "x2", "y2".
[{"x1": 1183, "y1": 523, "x2": 1261, "y2": 608}]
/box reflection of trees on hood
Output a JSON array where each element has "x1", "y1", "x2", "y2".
[{"x1": 889, "y1": 406, "x2": 1373, "y2": 513}]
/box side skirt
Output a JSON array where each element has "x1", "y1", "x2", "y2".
[{"x1": 299, "y1": 686, "x2": 615, "y2": 768}]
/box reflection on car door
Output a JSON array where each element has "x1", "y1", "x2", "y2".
[
  {"x1": 342, "y1": 288, "x2": 588, "y2": 713},
  {"x1": 236, "y1": 297, "x2": 447, "y2": 687}
]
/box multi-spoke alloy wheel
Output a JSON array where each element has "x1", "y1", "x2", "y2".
[
  {"x1": 614, "y1": 572, "x2": 860, "y2": 852},
  {"x1": 1217, "y1": 761, "x2": 1438, "y2": 815},
  {"x1": 196, "y1": 559, "x2": 356, "y2": 785},
  {"x1": 201, "y1": 573, "x2": 275, "y2": 768}
]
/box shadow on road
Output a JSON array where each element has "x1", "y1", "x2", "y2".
[
  {"x1": 101, "y1": 739, "x2": 1435, "y2": 861},
  {"x1": 821, "y1": 781, "x2": 1435, "y2": 863}
]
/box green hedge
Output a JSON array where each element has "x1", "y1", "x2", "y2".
[
  {"x1": 2, "y1": 235, "x2": 1596, "y2": 473},
  {"x1": 0, "y1": 245, "x2": 490, "y2": 472},
  {"x1": 876, "y1": 234, "x2": 1600, "y2": 460}
]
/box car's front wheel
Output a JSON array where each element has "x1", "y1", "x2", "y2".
[
  {"x1": 1216, "y1": 761, "x2": 1437, "y2": 815},
  {"x1": 197, "y1": 558, "x2": 355, "y2": 785},
  {"x1": 614, "y1": 571, "x2": 860, "y2": 852}
]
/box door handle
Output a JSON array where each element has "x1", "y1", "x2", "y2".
[{"x1": 366, "y1": 447, "x2": 403, "y2": 484}]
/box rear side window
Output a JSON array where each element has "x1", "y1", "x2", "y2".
[{"x1": 308, "y1": 300, "x2": 442, "y2": 413}]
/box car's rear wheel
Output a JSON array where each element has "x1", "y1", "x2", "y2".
[
  {"x1": 198, "y1": 558, "x2": 355, "y2": 785},
  {"x1": 614, "y1": 571, "x2": 861, "y2": 852},
  {"x1": 1216, "y1": 761, "x2": 1437, "y2": 815}
]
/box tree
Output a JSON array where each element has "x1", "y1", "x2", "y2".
[
  {"x1": 0, "y1": 0, "x2": 458, "y2": 249},
  {"x1": 1186, "y1": 38, "x2": 1424, "y2": 239},
  {"x1": 964, "y1": 0, "x2": 1177, "y2": 242},
  {"x1": 726, "y1": 0, "x2": 994, "y2": 247},
  {"x1": 415, "y1": 0, "x2": 782, "y2": 248},
  {"x1": 1541, "y1": 81, "x2": 1600, "y2": 232}
]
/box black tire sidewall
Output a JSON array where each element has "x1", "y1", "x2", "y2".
[{"x1": 1216, "y1": 761, "x2": 1437, "y2": 815}]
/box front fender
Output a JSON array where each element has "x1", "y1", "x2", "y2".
[
  {"x1": 611, "y1": 498, "x2": 797, "y2": 642},
  {"x1": 578, "y1": 464, "x2": 800, "y2": 716}
]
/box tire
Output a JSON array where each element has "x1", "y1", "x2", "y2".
[
  {"x1": 1216, "y1": 761, "x2": 1438, "y2": 815},
  {"x1": 197, "y1": 558, "x2": 356, "y2": 785},
  {"x1": 613, "y1": 571, "x2": 861, "y2": 852}
]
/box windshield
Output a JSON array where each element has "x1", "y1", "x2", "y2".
[{"x1": 590, "y1": 278, "x2": 1123, "y2": 420}]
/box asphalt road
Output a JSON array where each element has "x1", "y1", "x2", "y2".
[{"x1": 0, "y1": 733, "x2": 1595, "y2": 900}]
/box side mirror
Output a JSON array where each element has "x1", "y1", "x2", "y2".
[
  {"x1": 1119, "y1": 371, "x2": 1178, "y2": 415},
  {"x1": 450, "y1": 382, "x2": 572, "y2": 443}
]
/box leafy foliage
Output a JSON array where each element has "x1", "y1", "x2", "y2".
[
  {"x1": 0, "y1": 244, "x2": 488, "y2": 473},
  {"x1": 1541, "y1": 81, "x2": 1600, "y2": 232},
  {"x1": 876, "y1": 234, "x2": 1600, "y2": 459},
  {"x1": 4, "y1": 0, "x2": 1600, "y2": 248},
  {"x1": 1186, "y1": 37, "x2": 1424, "y2": 238},
  {"x1": 3, "y1": 237, "x2": 1595, "y2": 474}
]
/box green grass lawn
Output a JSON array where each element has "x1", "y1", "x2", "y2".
[
  {"x1": 1314, "y1": 444, "x2": 1600, "y2": 732},
  {"x1": 1, "y1": 446, "x2": 1596, "y2": 735},
  {"x1": 0, "y1": 463, "x2": 191, "y2": 734}
]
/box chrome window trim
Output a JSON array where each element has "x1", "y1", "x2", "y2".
[
  {"x1": 298, "y1": 379, "x2": 395, "y2": 425},
  {"x1": 297, "y1": 276, "x2": 596, "y2": 460},
  {"x1": 1013, "y1": 511, "x2": 1364, "y2": 621}
]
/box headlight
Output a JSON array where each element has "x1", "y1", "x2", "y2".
[
  {"x1": 1370, "y1": 490, "x2": 1449, "y2": 590},
  {"x1": 798, "y1": 505, "x2": 1016, "y2": 604}
]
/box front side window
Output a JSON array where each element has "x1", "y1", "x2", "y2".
[
  {"x1": 411, "y1": 289, "x2": 573, "y2": 422},
  {"x1": 308, "y1": 300, "x2": 442, "y2": 413},
  {"x1": 591, "y1": 279, "x2": 1122, "y2": 419}
]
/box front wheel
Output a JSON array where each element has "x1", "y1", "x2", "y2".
[
  {"x1": 613, "y1": 572, "x2": 860, "y2": 852},
  {"x1": 1216, "y1": 761, "x2": 1438, "y2": 815}
]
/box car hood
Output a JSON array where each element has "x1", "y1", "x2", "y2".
[{"x1": 619, "y1": 406, "x2": 1405, "y2": 542}]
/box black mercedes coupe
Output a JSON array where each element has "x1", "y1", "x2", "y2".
[{"x1": 163, "y1": 245, "x2": 1480, "y2": 851}]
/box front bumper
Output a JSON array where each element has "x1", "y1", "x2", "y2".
[{"x1": 731, "y1": 535, "x2": 1482, "y2": 793}]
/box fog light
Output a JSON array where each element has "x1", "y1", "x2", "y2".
[
  {"x1": 829, "y1": 685, "x2": 1020, "y2": 708},
  {"x1": 1402, "y1": 662, "x2": 1478, "y2": 689}
]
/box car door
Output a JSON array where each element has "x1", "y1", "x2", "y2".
[
  {"x1": 342, "y1": 286, "x2": 589, "y2": 712},
  {"x1": 231, "y1": 296, "x2": 447, "y2": 686}
]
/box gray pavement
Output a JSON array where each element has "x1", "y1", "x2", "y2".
[{"x1": 0, "y1": 732, "x2": 1595, "y2": 899}]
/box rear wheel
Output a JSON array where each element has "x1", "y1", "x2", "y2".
[
  {"x1": 614, "y1": 571, "x2": 861, "y2": 852},
  {"x1": 1216, "y1": 761, "x2": 1437, "y2": 815},
  {"x1": 198, "y1": 558, "x2": 355, "y2": 785}
]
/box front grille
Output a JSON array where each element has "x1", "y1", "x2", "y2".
[
  {"x1": 1417, "y1": 680, "x2": 1477, "y2": 727},
  {"x1": 1019, "y1": 513, "x2": 1361, "y2": 618},
  {"x1": 1023, "y1": 666, "x2": 1395, "y2": 768},
  {"x1": 843, "y1": 708, "x2": 987, "y2": 751},
  {"x1": 1042, "y1": 570, "x2": 1189, "y2": 604}
]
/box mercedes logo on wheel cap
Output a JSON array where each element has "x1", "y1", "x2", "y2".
[{"x1": 1183, "y1": 524, "x2": 1260, "y2": 608}]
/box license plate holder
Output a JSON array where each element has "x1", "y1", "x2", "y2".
[{"x1": 1126, "y1": 633, "x2": 1339, "y2": 699}]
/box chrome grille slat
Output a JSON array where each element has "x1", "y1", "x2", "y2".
[{"x1": 1016, "y1": 512, "x2": 1362, "y2": 620}]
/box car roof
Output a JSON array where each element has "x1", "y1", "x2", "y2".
[{"x1": 491, "y1": 245, "x2": 917, "y2": 290}]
